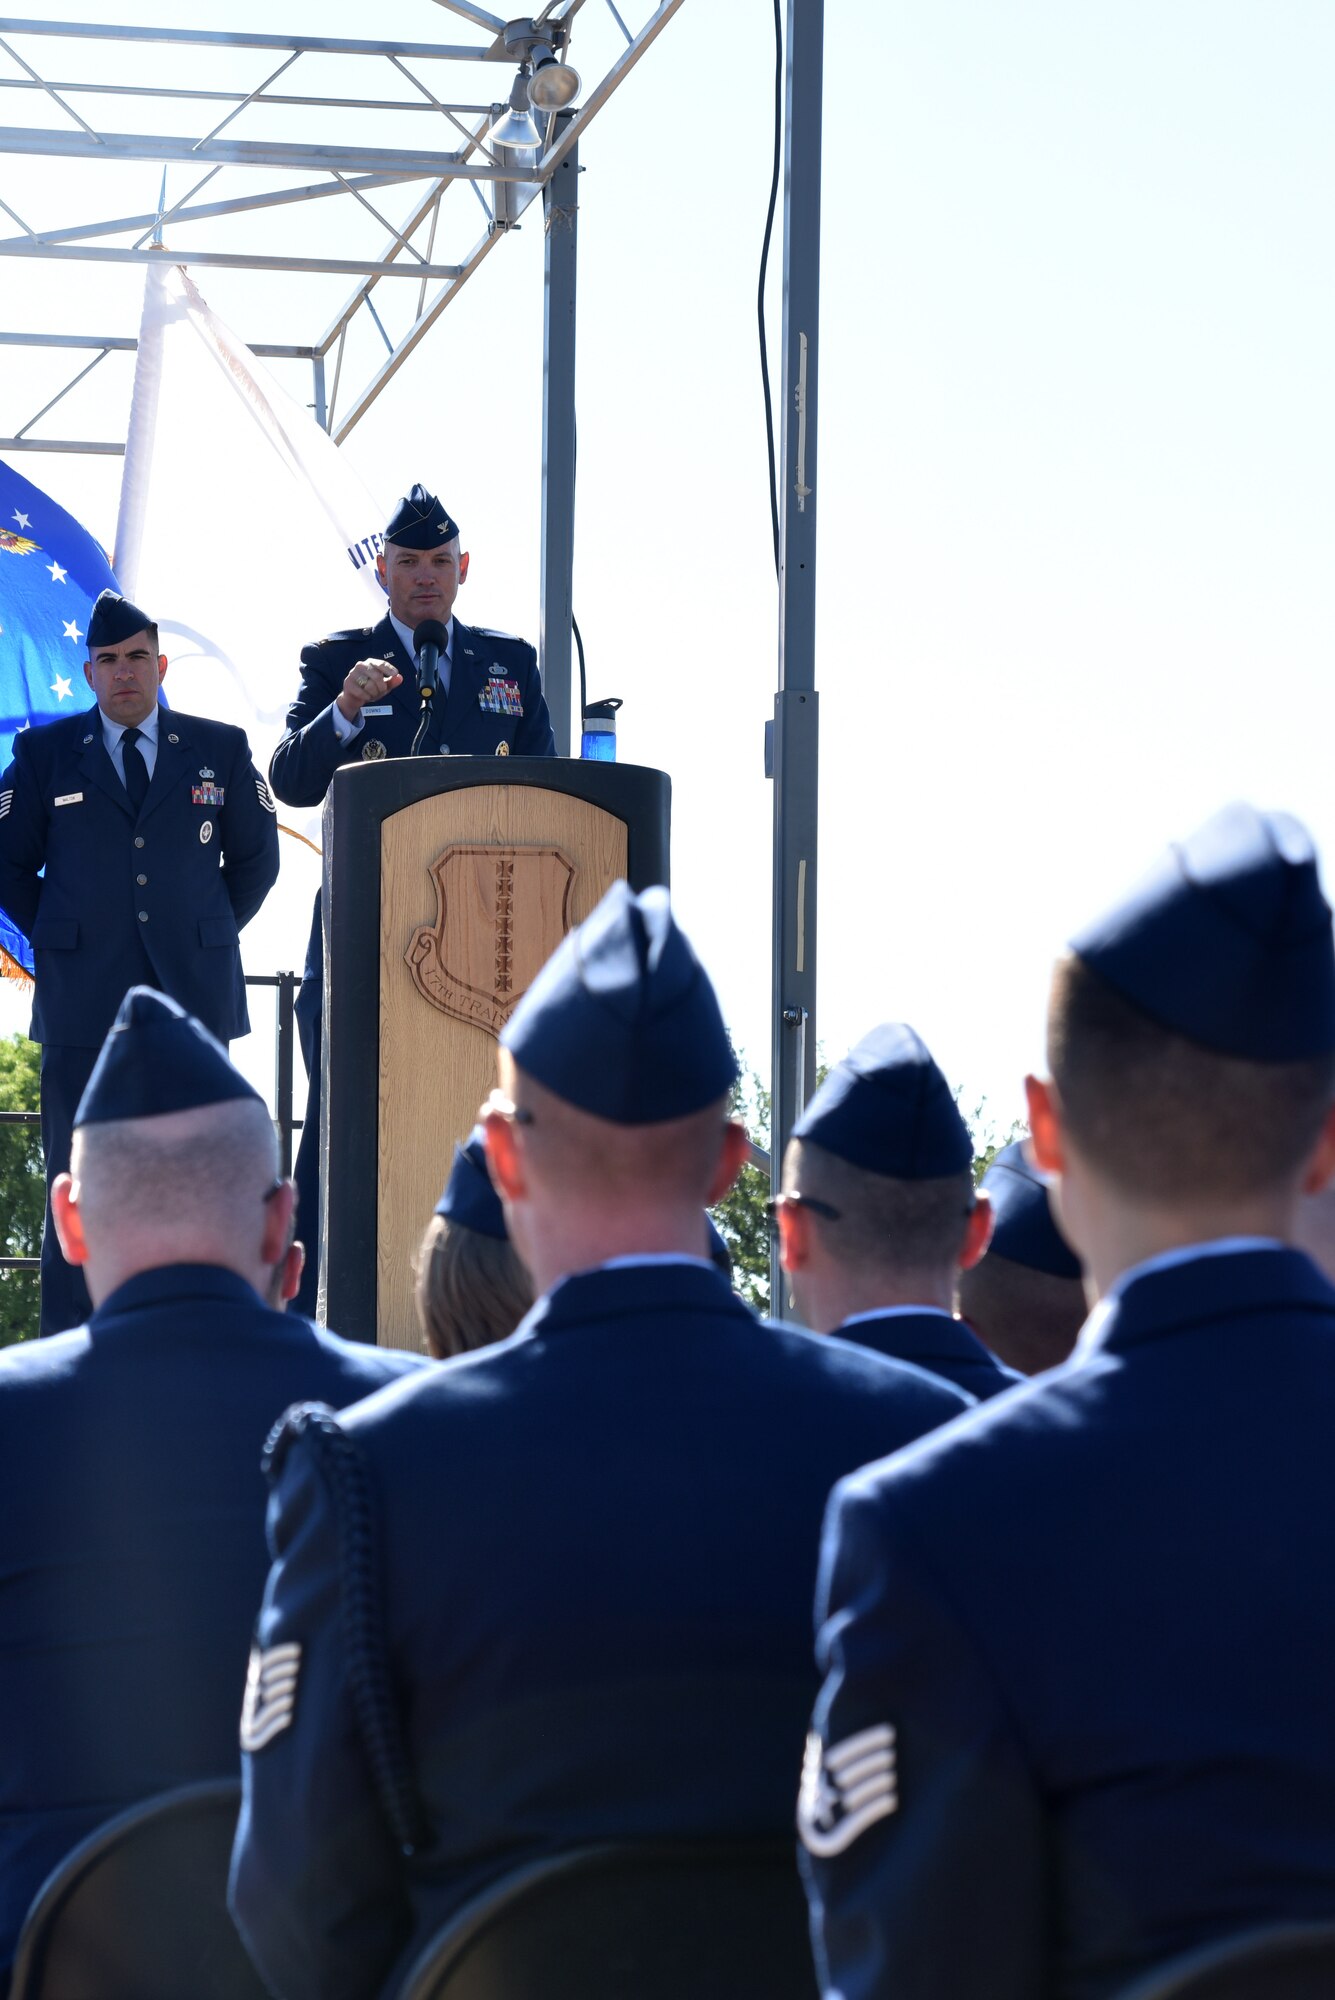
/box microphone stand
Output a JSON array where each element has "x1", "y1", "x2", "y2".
[
  {"x1": 411, "y1": 684, "x2": 433, "y2": 756},
  {"x1": 409, "y1": 618, "x2": 447, "y2": 756}
]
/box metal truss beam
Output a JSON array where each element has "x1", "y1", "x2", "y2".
[
  {"x1": 0, "y1": 20, "x2": 486, "y2": 60},
  {"x1": 0, "y1": 239, "x2": 463, "y2": 279},
  {"x1": 0, "y1": 2, "x2": 685, "y2": 456},
  {"x1": 0, "y1": 173, "x2": 423, "y2": 252},
  {"x1": 0, "y1": 127, "x2": 535, "y2": 180},
  {"x1": 0, "y1": 331, "x2": 316, "y2": 358}
]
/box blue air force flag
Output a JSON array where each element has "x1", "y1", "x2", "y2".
[{"x1": 0, "y1": 458, "x2": 119, "y2": 976}]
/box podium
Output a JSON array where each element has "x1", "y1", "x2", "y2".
[{"x1": 319, "y1": 756, "x2": 671, "y2": 1348}]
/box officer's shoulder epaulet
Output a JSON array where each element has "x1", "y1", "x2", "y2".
[
  {"x1": 470, "y1": 624, "x2": 531, "y2": 647},
  {"x1": 311, "y1": 626, "x2": 376, "y2": 650}
]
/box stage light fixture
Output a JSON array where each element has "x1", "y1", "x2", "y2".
[
  {"x1": 491, "y1": 67, "x2": 543, "y2": 151},
  {"x1": 527, "y1": 39, "x2": 581, "y2": 113}
]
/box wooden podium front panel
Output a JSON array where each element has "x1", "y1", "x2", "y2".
[{"x1": 376, "y1": 785, "x2": 628, "y2": 1349}]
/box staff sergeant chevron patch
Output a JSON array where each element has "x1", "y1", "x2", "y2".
[
  {"x1": 239, "y1": 1641, "x2": 302, "y2": 1753},
  {"x1": 797, "y1": 1723, "x2": 898, "y2": 1857}
]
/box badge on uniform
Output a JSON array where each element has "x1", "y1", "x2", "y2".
[
  {"x1": 239, "y1": 1641, "x2": 302, "y2": 1753},
  {"x1": 797, "y1": 1723, "x2": 898, "y2": 1858},
  {"x1": 361, "y1": 737, "x2": 388, "y2": 761},
  {"x1": 192, "y1": 782, "x2": 223, "y2": 805},
  {"x1": 0, "y1": 787, "x2": 12, "y2": 820},
  {"x1": 200, "y1": 820, "x2": 214, "y2": 845},
  {"x1": 255, "y1": 776, "x2": 277, "y2": 812},
  {"x1": 54, "y1": 792, "x2": 83, "y2": 807},
  {"x1": 479, "y1": 676, "x2": 522, "y2": 717}
]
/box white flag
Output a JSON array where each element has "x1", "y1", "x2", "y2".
[
  {"x1": 114, "y1": 264, "x2": 387, "y2": 1063},
  {"x1": 116, "y1": 263, "x2": 384, "y2": 752}
]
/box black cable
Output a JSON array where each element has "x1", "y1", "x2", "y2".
[
  {"x1": 758, "y1": 0, "x2": 784, "y2": 579},
  {"x1": 572, "y1": 614, "x2": 589, "y2": 720}
]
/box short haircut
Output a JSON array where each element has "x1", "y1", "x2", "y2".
[
  {"x1": 1049, "y1": 951, "x2": 1335, "y2": 1201},
  {"x1": 957, "y1": 1254, "x2": 1086, "y2": 1377},
  {"x1": 73, "y1": 1099, "x2": 278, "y2": 1247},
  {"x1": 414, "y1": 1214, "x2": 534, "y2": 1360},
  {"x1": 784, "y1": 1136, "x2": 974, "y2": 1275}
]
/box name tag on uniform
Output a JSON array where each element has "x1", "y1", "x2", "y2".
[
  {"x1": 479, "y1": 678, "x2": 522, "y2": 717},
  {"x1": 54, "y1": 792, "x2": 83, "y2": 807},
  {"x1": 363, "y1": 704, "x2": 393, "y2": 717}
]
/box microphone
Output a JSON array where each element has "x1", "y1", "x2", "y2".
[{"x1": 413, "y1": 619, "x2": 448, "y2": 704}]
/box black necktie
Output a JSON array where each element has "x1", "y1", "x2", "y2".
[{"x1": 121, "y1": 725, "x2": 149, "y2": 814}]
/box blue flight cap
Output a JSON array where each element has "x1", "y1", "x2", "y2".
[
  {"x1": 385, "y1": 484, "x2": 461, "y2": 549},
  {"x1": 981, "y1": 1140, "x2": 1082, "y2": 1279},
  {"x1": 434, "y1": 1128, "x2": 507, "y2": 1241},
  {"x1": 792, "y1": 1022, "x2": 973, "y2": 1178},
  {"x1": 501, "y1": 882, "x2": 738, "y2": 1124},
  {"x1": 87, "y1": 589, "x2": 154, "y2": 650},
  {"x1": 75, "y1": 987, "x2": 264, "y2": 1127},
  {"x1": 1070, "y1": 803, "x2": 1335, "y2": 1061}
]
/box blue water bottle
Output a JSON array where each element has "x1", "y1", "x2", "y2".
[{"x1": 581, "y1": 697, "x2": 622, "y2": 761}]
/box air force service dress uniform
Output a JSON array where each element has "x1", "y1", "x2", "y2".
[
  {"x1": 799, "y1": 806, "x2": 1335, "y2": 2000},
  {"x1": 228, "y1": 886, "x2": 970, "y2": 2000},
  {"x1": 0, "y1": 590, "x2": 280, "y2": 1334},
  {"x1": 0, "y1": 991, "x2": 424, "y2": 1988},
  {"x1": 833, "y1": 1307, "x2": 1020, "y2": 1399},
  {"x1": 268, "y1": 488, "x2": 555, "y2": 1316}
]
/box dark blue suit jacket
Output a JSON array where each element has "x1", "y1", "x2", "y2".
[
  {"x1": 0, "y1": 1263, "x2": 425, "y2": 1984},
  {"x1": 229, "y1": 1261, "x2": 970, "y2": 2000},
  {"x1": 801, "y1": 1245, "x2": 1335, "y2": 2000},
  {"x1": 834, "y1": 1307, "x2": 1022, "y2": 1400},
  {"x1": 0, "y1": 705, "x2": 279, "y2": 1046},
  {"x1": 268, "y1": 613, "x2": 555, "y2": 810}
]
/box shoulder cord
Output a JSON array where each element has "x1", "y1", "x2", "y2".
[{"x1": 266, "y1": 1403, "x2": 429, "y2": 1855}]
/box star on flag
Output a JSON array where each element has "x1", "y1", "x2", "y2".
[
  {"x1": 50, "y1": 674, "x2": 73, "y2": 701},
  {"x1": 62, "y1": 619, "x2": 83, "y2": 644},
  {"x1": 11, "y1": 510, "x2": 30, "y2": 530},
  {"x1": 47, "y1": 560, "x2": 67, "y2": 584}
]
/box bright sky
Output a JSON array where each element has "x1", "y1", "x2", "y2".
[{"x1": 3, "y1": 0, "x2": 1335, "y2": 1147}]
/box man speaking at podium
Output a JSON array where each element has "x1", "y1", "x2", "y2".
[
  {"x1": 270, "y1": 485, "x2": 555, "y2": 1312},
  {"x1": 271, "y1": 484, "x2": 554, "y2": 793}
]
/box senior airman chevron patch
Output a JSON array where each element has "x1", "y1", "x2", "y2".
[
  {"x1": 797, "y1": 1723, "x2": 898, "y2": 1857},
  {"x1": 239, "y1": 1641, "x2": 301, "y2": 1752}
]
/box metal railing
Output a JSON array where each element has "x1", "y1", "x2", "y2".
[{"x1": 0, "y1": 971, "x2": 303, "y2": 1272}]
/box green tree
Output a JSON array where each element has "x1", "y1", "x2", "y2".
[
  {"x1": 711, "y1": 1063, "x2": 773, "y2": 1311},
  {"x1": 962, "y1": 1097, "x2": 1026, "y2": 1185},
  {"x1": 0, "y1": 1032, "x2": 43, "y2": 1345}
]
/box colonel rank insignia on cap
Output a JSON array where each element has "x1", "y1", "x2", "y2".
[
  {"x1": 798, "y1": 1724, "x2": 899, "y2": 1858},
  {"x1": 384, "y1": 484, "x2": 460, "y2": 549}
]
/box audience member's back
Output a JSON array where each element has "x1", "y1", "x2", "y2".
[
  {"x1": 230, "y1": 886, "x2": 969, "y2": 2000},
  {"x1": 0, "y1": 989, "x2": 422, "y2": 1979},
  {"x1": 800, "y1": 806, "x2": 1335, "y2": 2000}
]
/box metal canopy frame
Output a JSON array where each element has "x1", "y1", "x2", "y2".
[
  {"x1": 0, "y1": 2, "x2": 827, "y2": 1268},
  {"x1": 0, "y1": 3, "x2": 682, "y2": 449}
]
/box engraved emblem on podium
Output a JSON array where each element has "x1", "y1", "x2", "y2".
[{"x1": 406, "y1": 845, "x2": 576, "y2": 1036}]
